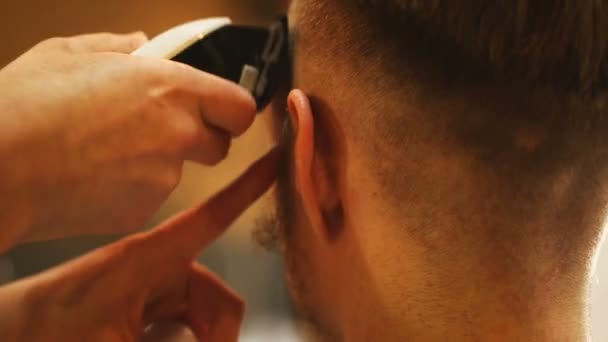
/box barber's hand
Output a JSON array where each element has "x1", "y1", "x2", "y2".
[
  {"x1": 0, "y1": 32, "x2": 257, "y2": 249},
  {"x1": 0, "y1": 148, "x2": 278, "y2": 342}
]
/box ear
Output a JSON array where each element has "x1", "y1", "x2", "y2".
[{"x1": 288, "y1": 89, "x2": 344, "y2": 241}]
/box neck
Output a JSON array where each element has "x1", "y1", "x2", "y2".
[
  {"x1": 437, "y1": 271, "x2": 589, "y2": 341},
  {"x1": 351, "y1": 240, "x2": 595, "y2": 342},
  {"x1": 346, "y1": 261, "x2": 591, "y2": 342},
  {"x1": 342, "y1": 151, "x2": 607, "y2": 341},
  {"x1": 340, "y1": 212, "x2": 598, "y2": 342}
]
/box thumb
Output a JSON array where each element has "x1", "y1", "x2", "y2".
[{"x1": 65, "y1": 32, "x2": 148, "y2": 53}]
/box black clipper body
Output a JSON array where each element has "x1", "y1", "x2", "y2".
[{"x1": 133, "y1": 17, "x2": 289, "y2": 111}]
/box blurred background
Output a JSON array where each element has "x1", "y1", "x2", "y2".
[{"x1": 0, "y1": 1, "x2": 605, "y2": 341}]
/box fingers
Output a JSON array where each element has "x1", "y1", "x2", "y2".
[
  {"x1": 185, "y1": 264, "x2": 244, "y2": 342},
  {"x1": 201, "y1": 145, "x2": 281, "y2": 232},
  {"x1": 142, "y1": 264, "x2": 243, "y2": 342},
  {"x1": 183, "y1": 117, "x2": 232, "y2": 165},
  {"x1": 114, "y1": 145, "x2": 279, "y2": 302},
  {"x1": 14, "y1": 147, "x2": 279, "y2": 340},
  {"x1": 129, "y1": 57, "x2": 256, "y2": 165},
  {"x1": 144, "y1": 145, "x2": 281, "y2": 259},
  {"x1": 165, "y1": 62, "x2": 257, "y2": 137},
  {"x1": 64, "y1": 32, "x2": 148, "y2": 53}
]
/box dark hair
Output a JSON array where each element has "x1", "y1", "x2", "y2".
[
  {"x1": 294, "y1": 0, "x2": 608, "y2": 244},
  {"x1": 353, "y1": 0, "x2": 608, "y2": 96},
  {"x1": 298, "y1": 0, "x2": 608, "y2": 156}
]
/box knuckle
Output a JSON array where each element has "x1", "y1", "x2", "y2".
[
  {"x1": 133, "y1": 62, "x2": 166, "y2": 88},
  {"x1": 127, "y1": 59, "x2": 170, "y2": 87},
  {"x1": 37, "y1": 37, "x2": 68, "y2": 50},
  {"x1": 57, "y1": 37, "x2": 83, "y2": 53},
  {"x1": 141, "y1": 86, "x2": 172, "y2": 114},
  {"x1": 144, "y1": 60, "x2": 182, "y2": 86}
]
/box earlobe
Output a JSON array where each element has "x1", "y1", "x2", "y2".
[{"x1": 288, "y1": 89, "x2": 344, "y2": 241}]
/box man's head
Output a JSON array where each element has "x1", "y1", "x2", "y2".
[{"x1": 261, "y1": 1, "x2": 608, "y2": 340}]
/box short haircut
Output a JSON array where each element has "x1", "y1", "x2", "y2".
[
  {"x1": 294, "y1": 0, "x2": 608, "y2": 238},
  {"x1": 357, "y1": 0, "x2": 607, "y2": 93},
  {"x1": 296, "y1": 0, "x2": 608, "y2": 163}
]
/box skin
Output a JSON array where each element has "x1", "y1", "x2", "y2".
[
  {"x1": 262, "y1": 1, "x2": 608, "y2": 340},
  {"x1": 0, "y1": 146, "x2": 280, "y2": 342},
  {"x1": 0, "y1": 32, "x2": 271, "y2": 340},
  {"x1": 0, "y1": 3, "x2": 603, "y2": 341},
  {"x1": 0, "y1": 32, "x2": 257, "y2": 252}
]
